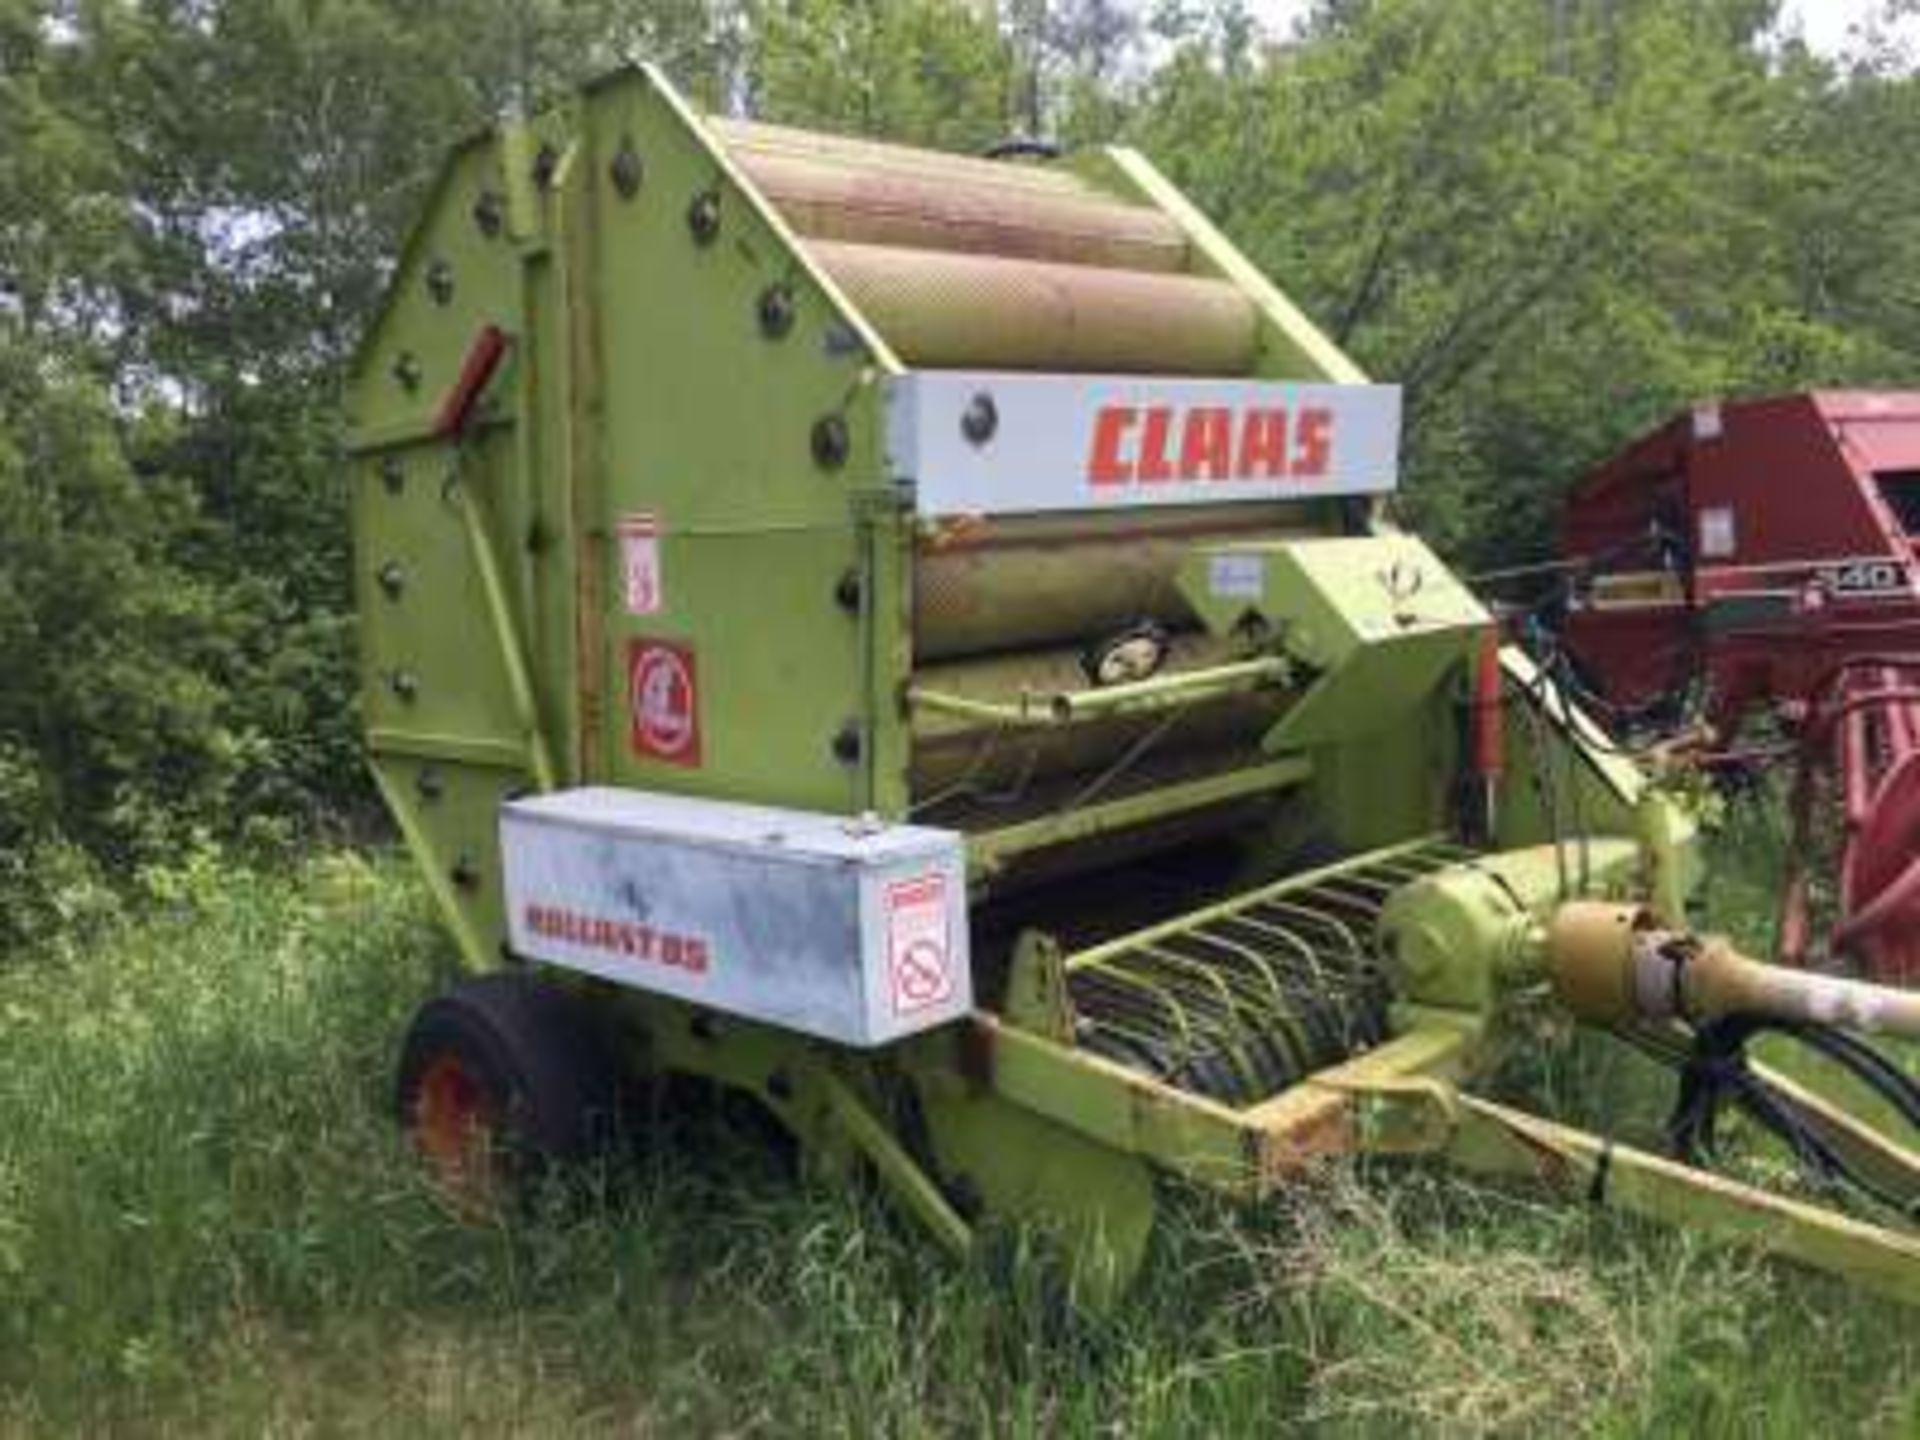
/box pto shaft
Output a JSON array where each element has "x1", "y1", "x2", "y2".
[{"x1": 1547, "y1": 901, "x2": 1920, "y2": 1039}]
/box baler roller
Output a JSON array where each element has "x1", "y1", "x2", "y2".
[
  {"x1": 710, "y1": 116, "x2": 1103, "y2": 201},
  {"x1": 907, "y1": 634, "x2": 1277, "y2": 808},
  {"x1": 912, "y1": 509, "x2": 1318, "y2": 662},
  {"x1": 807, "y1": 240, "x2": 1260, "y2": 375},
  {"x1": 1064, "y1": 841, "x2": 1471, "y2": 1105},
  {"x1": 721, "y1": 147, "x2": 1191, "y2": 273},
  {"x1": 909, "y1": 704, "x2": 1276, "y2": 818},
  {"x1": 720, "y1": 112, "x2": 1259, "y2": 375}
]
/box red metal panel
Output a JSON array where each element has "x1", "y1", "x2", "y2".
[
  {"x1": 1556, "y1": 391, "x2": 1920, "y2": 980},
  {"x1": 1834, "y1": 421, "x2": 1920, "y2": 475}
]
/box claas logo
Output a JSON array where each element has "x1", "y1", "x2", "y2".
[{"x1": 1086, "y1": 404, "x2": 1334, "y2": 486}]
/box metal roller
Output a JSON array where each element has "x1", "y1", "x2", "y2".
[
  {"x1": 806, "y1": 240, "x2": 1260, "y2": 374},
  {"x1": 911, "y1": 633, "x2": 1244, "y2": 734},
  {"x1": 915, "y1": 509, "x2": 1317, "y2": 661},
  {"x1": 727, "y1": 150, "x2": 1190, "y2": 273},
  {"x1": 907, "y1": 635, "x2": 1278, "y2": 798},
  {"x1": 910, "y1": 702, "x2": 1275, "y2": 807},
  {"x1": 710, "y1": 116, "x2": 1099, "y2": 201}
]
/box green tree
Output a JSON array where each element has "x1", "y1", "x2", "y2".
[
  {"x1": 0, "y1": 336, "x2": 239, "y2": 940},
  {"x1": 744, "y1": 0, "x2": 1013, "y2": 148},
  {"x1": 1128, "y1": 0, "x2": 1913, "y2": 563},
  {"x1": 0, "y1": 1, "x2": 745, "y2": 924},
  {"x1": 0, "y1": 0, "x2": 136, "y2": 343}
]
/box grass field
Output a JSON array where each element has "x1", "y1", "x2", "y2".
[{"x1": 3, "y1": 829, "x2": 1918, "y2": 1436}]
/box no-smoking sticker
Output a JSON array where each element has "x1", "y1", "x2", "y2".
[
  {"x1": 627, "y1": 637, "x2": 702, "y2": 767},
  {"x1": 886, "y1": 872, "x2": 954, "y2": 1016}
]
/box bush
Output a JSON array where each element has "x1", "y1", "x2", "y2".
[{"x1": 0, "y1": 339, "x2": 245, "y2": 946}]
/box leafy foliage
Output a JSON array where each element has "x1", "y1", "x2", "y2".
[
  {"x1": 1128, "y1": 0, "x2": 1920, "y2": 561},
  {"x1": 745, "y1": 0, "x2": 1012, "y2": 146},
  {"x1": 0, "y1": 337, "x2": 235, "y2": 940}
]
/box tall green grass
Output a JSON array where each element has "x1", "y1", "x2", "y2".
[{"x1": 1, "y1": 844, "x2": 1916, "y2": 1436}]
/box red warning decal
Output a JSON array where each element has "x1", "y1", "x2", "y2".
[
  {"x1": 628, "y1": 637, "x2": 702, "y2": 766},
  {"x1": 886, "y1": 871, "x2": 954, "y2": 1016}
]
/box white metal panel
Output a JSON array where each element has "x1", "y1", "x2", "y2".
[
  {"x1": 500, "y1": 788, "x2": 971, "y2": 1047},
  {"x1": 886, "y1": 371, "x2": 1401, "y2": 518}
]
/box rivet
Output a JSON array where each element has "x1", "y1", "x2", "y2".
[
  {"x1": 757, "y1": 283, "x2": 795, "y2": 339},
  {"x1": 473, "y1": 191, "x2": 505, "y2": 237},
  {"x1": 834, "y1": 569, "x2": 862, "y2": 612},
  {"x1": 416, "y1": 766, "x2": 445, "y2": 802},
  {"x1": 687, "y1": 189, "x2": 721, "y2": 246},
  {"x1": 609, "y1": 140, "x2": 643, "y2": 199},
  {"x1": 532, "y1": 143, "x2": 560, "y2": 190},
  {"x1": 821, "y1": 321, "x2": 863, "y2": 357},
  {"x1": 380, "y1": 456, "x2": 405, "y2": 494},
  {"x1": 390, "y1": 352, "x2": 422, "y2": 392},
  {"x1": 450, "y1": 855, "x2": 480, "y2": 892},
  {"x1": 377, "y1": 560, "x2": 405, "y2": 599},
  {"x1": 425, "y1": 259, "x2": 454, "y2": 306},
  {"x1": 960, "y1": 391, "x2": 998, "y2": 446},
  {"x1": 831, "y1": 723, "x2": 862, "y2": 766},
  {"x1": 387, "y1": 669, "x2": 419, "y2": 702},
  {"x1": 811, "y1": 414, "x2": 850, "y2": 471}
]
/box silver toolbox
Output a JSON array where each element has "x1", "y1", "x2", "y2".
[{"x1": 500, "y1": 787, "x2": 972, "y2": 1047}]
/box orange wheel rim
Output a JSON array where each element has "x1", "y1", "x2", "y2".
[{"x1": 414, "y1": 1054, "x2": 502, "y2": 1209}]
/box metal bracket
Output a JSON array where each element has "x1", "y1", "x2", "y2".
[{"x1": 1003, "y1": 930, "x2": 1077, "y2": 1043}]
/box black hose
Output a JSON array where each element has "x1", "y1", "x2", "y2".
[{"x1": 1668, "y1": 1013, "x2": 1920, "y2": 1219}]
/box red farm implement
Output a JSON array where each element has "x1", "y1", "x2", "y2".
[{"x1": 1544, "y1": 392, "x2": 1920, "y2": 978}]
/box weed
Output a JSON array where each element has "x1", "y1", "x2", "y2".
[{"x1": 1, "y1": 848, "x2": 1917, "y2": 1436}]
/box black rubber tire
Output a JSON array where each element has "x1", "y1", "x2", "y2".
[{"x1": 395, "y1": 971, "x2": 621, "y2": 1205}]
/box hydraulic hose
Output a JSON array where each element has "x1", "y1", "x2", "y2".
[
  {"x1": 1545, "y1": 901, "x2": 1920, "y2": 1216},
  {"x1": 1668, "y1": 1015, "x2": 1920, "y2": 1219}
]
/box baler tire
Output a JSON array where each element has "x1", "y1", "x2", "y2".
[{"x1": 396, "y1": 972, "x2": 620, "y2": 1212}]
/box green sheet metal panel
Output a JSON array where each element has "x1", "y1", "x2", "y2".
[
  {"x1": 576, "y1": 70, "x2": 908, "y2": 816},
  {"x1": 355, "y1": 433, "x2": 527, "y2": 746},
  {"x1": 1176, "y1": 533, "x2": 1487, "y2": 751}
]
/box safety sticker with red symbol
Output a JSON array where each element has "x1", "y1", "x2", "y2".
[
  {"x1": 886, "y1": 871, "x2": 954, "y2": 1016},
  {"x1": 627, "y1": 637, "x2": 702, "y2": 767}
]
